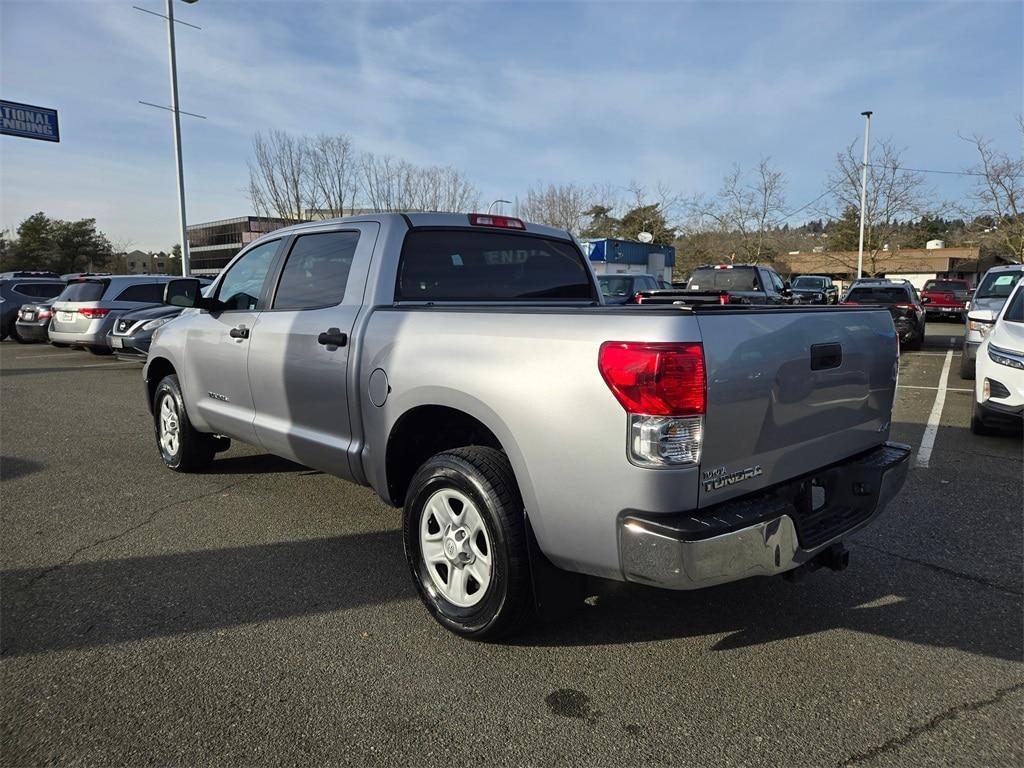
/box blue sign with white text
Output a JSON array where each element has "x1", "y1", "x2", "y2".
[{"x1": 1, "y1": 100, "x2": 60, "y2": 143}]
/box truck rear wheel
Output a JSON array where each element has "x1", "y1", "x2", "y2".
[
  {"x1": 153, "y1": 374, "x2": 217, "y2": 472},
  {"x1": 403, "y1": 446, "x2": 532, "y2": 639}
]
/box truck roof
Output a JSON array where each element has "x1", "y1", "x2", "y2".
[{"x1": 259, "y1": 212, "x2": 574, "y2": 244}]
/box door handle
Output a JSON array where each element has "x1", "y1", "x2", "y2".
[
  {"x1": 317, "y1": 328, "x2": 348, "y2": 347},
  {"x1": 229, "y1": 325, "x2": 250, "y2": 339}
]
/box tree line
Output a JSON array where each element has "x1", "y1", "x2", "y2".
[
  {"x1": 2, "y1": 118, "x2": 1019, "y2": 277},
  {"x1": 247, "y1": 118, "x2": 1023, "y2": 276}
]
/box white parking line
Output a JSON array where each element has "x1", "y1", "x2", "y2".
[
  {"x1": 15, "y1": 352, "x2": 78, "y2": 359},
  {"x1": 899, "y1": 384, "x2": 973, "y2": 393},
  {"x1": 915, "y1": 350, "x2": 953, "y2": 468}
]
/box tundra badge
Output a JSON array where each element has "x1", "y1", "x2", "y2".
[{"x1": 702, "y1": 464, "x2": 763, "y2": 492}]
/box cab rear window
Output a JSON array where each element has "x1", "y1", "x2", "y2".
[
  {"x1": 846, "y1": 287, "x2": 911, "y2": 304},
  {"x1": 396, "y1": 230, "x2": 594, "y2": 301},
  {"x1": 687, "y1": 268, "x2": 760, "y2": 291},
  {"x1": 56, "y1": 280, "x2": 108, "y2": 302}
]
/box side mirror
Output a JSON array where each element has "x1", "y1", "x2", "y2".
[
  {"x1": 920, "y1": 296, "x2": 930, "y2": 304},
  {"x1": 164, "y1": 278, "x2": 204, "y2": 308}
]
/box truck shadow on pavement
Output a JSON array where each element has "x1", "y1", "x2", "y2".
[
  {"x1": 205, "y1": 453, "x2": 318, "y2": 475},
  {"x1": 1, "y1": 533, "x2": 1020, "y2": 661},
  {"x1": 515, "y1": 549, "x2": 1022, "y2": 661},
  {"x1": 0, "y1": 456, "x2": 44, "y2": 481},
  {"x1": 0, "y1": 531, "x2": 411, "y2": 658}
]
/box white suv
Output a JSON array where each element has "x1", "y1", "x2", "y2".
[
  {"x1": 961, "y1": 264, "x2": 1024, "y2": 379},
  {"x1": 972, "y1": 279, "x2": 1024, "y2": 435}
]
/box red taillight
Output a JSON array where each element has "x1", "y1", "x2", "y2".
[
  {"x1": 39, "y1": 310, "x2": 52, "y2": 319},
  {"x1": 893, "y1": 303, "x2": 917, "y2": 310},
  {"x1": 468, "y1": 213, "x2": 526, "y2": 230},
  {"x1": 78, "y1": 307, "x2": 111, "y2": 319},
  {"x1": 633, "y1": 292, "x2": 644, "y2": 304},
  {"x1": 718, "y1": 293, "x2": 729, "y2": 305},
  {"x1": 598, "y1": 342, "x2": 705, "y2": 416}
]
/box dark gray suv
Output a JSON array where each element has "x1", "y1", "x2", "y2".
[{"x1": 0, "y1": 275, "x2": 67, "y2": 342}]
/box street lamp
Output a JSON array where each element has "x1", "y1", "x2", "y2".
[
  {"x1": 487, "y1": 199, "x2": 512, "y2": 215},
  {"x1": 857, "y1": 110, "x2": 872, "y2": 279},
  {"x1": 135, "y1": 1, "x2": 202, "y2": 276},
  {"x1": 167, "y1": 0, "x2": 199, "y2": 277}
]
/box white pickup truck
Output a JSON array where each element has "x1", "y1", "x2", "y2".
[{"x1": 144, "y1": 213, "x2": 910, "y2": 638}]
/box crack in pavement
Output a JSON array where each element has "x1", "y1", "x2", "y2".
[
  {"x1": 838, "y1": 682, "x2": 1024, "y2": 766},
  {"x1": 855, "y1": 542, "x2": 1023, "y2": 597},
  {"x1": 6, "y1": 477, "x2": 251, "y2": 597}
]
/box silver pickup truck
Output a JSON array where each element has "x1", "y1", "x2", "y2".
[{"x1": 144, "y1": 213, "x2": 910, "y2": 638}]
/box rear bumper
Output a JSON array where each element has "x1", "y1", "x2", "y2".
[
  {"x1": 14, "y1": 322, "x2": 50, "y2": 341},
  {"x1": 618, "y1": 442, "x2": 911, "y2": 590},
  {"x1": 48, "y1": 329, "x2": 108, "y2": 346}
]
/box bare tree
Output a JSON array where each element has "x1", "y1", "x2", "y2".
[
  {"x1": 687, "y1": 158, "x2": 787, "y2": 262},
  {"x1": 826, "y1": 138, "x2": 933, "y2": 274},
  {"x1": 515, "y1": 183, "x2": 593, "y2": 234},
  {"x1": 409, "y1": 165, "x2": 480, "y2": 213},
  {"x1": 308, "y1": 134, "x2": 359, "y2": 218},
  {"x1": 960, "y1": 118, "x2": 1024, "y2": 260},
  {"x1": 248, "y1": 130, "x2": 313, "y2": 222}
]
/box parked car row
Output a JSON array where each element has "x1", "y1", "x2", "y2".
[{"x1": 3, "y1": 273, "x2": 211, "y2": 359}]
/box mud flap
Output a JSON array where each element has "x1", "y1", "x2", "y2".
[{"x1": 525, "y1": 513, "x2": 587, "y2": 622}]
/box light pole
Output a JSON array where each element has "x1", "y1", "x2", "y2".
[
  {"x1": 166, "y1": 0, "x2": 198, "y2": 276},
  {"x1": 487, "y1": 199, "x2": 511, "y2": 215},
  {"x1": 857, "y1": 110, "x2": 872, "y2": 279}
]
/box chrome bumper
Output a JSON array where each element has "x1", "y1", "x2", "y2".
[{"x1": 618, "y1": 442, "x2": 911, "y2": 590}]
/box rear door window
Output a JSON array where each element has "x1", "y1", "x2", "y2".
[
  {"x1": 396, "y1": 230, "x2": 594, "y2": 301},
  {"x1": 56, "y1": 280, "x2": 108, "y2": 302},
  {"x1": 114, "y1": 283, "x2": 166, "y2": 303},
  {"x1": 14, "y1": 282, "x2": 65, "y2": 298},
  {"x1": 273, "y1": 231, "x2": 359, "y2": 310}
]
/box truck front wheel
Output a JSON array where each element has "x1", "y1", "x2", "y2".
[
  {"x1": 153, "y1": 374, "x2": 217, "y2": 472},
  {"x1": 403, "y1": 446, "x2": 532, "y2": 639}
]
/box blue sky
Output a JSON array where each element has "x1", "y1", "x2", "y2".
[{"x1": 1, "y1": 0, "x2": 1021, "y2": 251}]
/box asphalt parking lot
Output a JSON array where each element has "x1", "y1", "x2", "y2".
[{"x1": 1, "y1": 323, "x2": 1022, "y2": 767}]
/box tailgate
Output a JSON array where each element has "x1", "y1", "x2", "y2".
[{"x1": 695, "y1": 307, "x2": 898, "y2": 507}]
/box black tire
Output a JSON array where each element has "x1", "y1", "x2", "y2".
[
  {"x1": 959, "y1": 353, "x2": 976, "y2": 380},
  {"x1": 88, "y1": 345, "x2": 113, "y2": 356},
  {"x1": 50, "y1": 342, "x2": 71, "y2": 348},
  {"x1": 403, "y1": 446, "x2": 532, "y2": 640},
  {"x1": 905, "y1": 330, "x2": 924, "y2": 351},
  {"x1": 153, "y1": 374, "x2": 217, "y2": 471}
]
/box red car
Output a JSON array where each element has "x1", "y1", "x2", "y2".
[{"x1": 920, "y1": 278, "x2": 970, "y2": 320}]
